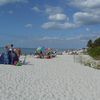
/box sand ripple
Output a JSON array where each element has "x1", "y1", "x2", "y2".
[{"x1": 0, "y1": 55, "x2": 100, "y2": 100}]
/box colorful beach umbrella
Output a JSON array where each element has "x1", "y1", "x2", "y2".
[{"x1": 36, "y1": 47, "x2": 45, "y2": 52}]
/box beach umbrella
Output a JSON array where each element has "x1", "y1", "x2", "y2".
[
  {"x1": 46, "y1": 48, "x2": 52, "y2": 51},
  {"x1": 45, "y1": 48, "x2": 52, "y2": 54},
  {"x1": 36, "y1": 47, "x2": 41, "y2": 51},
  {"x1": 41, "y1": 46, "x2": 45, "y2": 52},
  {"x1": 45, "y1": 48, "x2": 49, "y2": 51},
  {"x1": 36, "y1": 47, "x2": 45, "y2": 52}
]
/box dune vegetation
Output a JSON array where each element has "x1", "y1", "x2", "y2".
[{"x1": 87, "y1": 37, "x2": 100, "y2": 60}]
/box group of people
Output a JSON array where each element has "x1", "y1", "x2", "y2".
[
  {"x1": 0, "y1": 44, "x2": 21, "y2": 65},
  {"x1": 34, "y1": 47, "x2": 56, "y2": 59}
]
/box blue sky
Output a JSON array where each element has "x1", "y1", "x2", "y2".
[{"x1": 0, "y1": 0, "x2": 100, "y2": 48}]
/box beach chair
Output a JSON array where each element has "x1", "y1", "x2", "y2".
[
  {"x1": 22, "y1": 56, "x2": 26, "y2": 64},
  {"x1": 18, "y1": 56, "x2": 27, "y2": 65}
]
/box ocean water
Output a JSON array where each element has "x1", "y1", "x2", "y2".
[
  {"x1": 0, "y1": 48, "x2": 36, "y2": 55},
  {"x1": 21, "y1": 48, "x2": 36, "y2": 55},
  {"x1": 0, "y1": 47, "x2": 75, "y2": 55}
]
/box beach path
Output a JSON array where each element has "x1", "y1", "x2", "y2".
[{"x1": 0, "y1": 55, "x2": 100, "y2": 100}]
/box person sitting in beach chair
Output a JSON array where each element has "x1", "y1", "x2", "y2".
[{"x1": 39, "y1": 51, "x2": 44, "y2": 58}]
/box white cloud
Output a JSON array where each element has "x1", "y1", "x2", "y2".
[
  {"x1": 68, "y1": 0, "x2": 100, "y2": 25},
  {"x1": 25, "y1": 24, "x2": 32, "y2": 28},
  {"x1": 69, "y1": 0, "x2": 100, "y2": 9},
  {"x1": 74, "y1": 12, "x2": 100, "y2": 25},
  {"x1": 38, "y1": 34, "x2": 99, "y2": 43},
  {"x1": 69, "y1": 0, "x2": 100, "y2": 15},
  {"x1": 42, "y1": 22, "x2": 77, "y2": 29},
  {"x1": 42, "y1": 6, "x2": 78, "y2": 30},
  {"x1": 49, "y1": 13, "x2": 67, "y2": 21},
  {"x1": 39, "y1": 36, "x2": 81, "y2": 41},
  {"x1": 45, "y1": 6, "x2": 63, "y2": 15},
  {"x1": 32, "y1": 6, "x2": 41, "y2": 12},
  {"x1": 39, "y1": 36, "x2": 60, "y2": 41},
  {"x1": 0, "y1": 0, "x2": 28, "y2": 6},
  {"x1": 65, "y1": 34, "x2": 99, "y2": 42}
]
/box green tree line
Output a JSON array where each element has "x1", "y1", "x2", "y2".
[{"x1": 87, "y1": 37, "x2": 100, "y2": 60}]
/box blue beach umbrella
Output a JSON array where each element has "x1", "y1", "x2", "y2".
[{"x1": 36, "y1": 47, "x2": 45, "y2": 52}]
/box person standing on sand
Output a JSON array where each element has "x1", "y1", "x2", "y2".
[
  {"x1": 8, "y1": 44, "x2": 14, "y2": 64},
  {"x1": 3, "y1": 46, "x2": 9, "y2": 64}
]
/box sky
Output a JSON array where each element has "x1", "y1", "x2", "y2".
[{"x1": 0, "y1": 0, "x2": 100, "y2": 48}]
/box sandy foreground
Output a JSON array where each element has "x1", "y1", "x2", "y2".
[{"x1": 0, "y1": 55, "x2": 100, "y2": 100}]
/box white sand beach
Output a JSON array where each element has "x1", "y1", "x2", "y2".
[{"x1": 0, "y1": 55, "x2": 100, "y2": 100}]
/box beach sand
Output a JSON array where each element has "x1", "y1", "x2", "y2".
[{"x1": 0, "y1": 55, "x2": 100, "y2": 100}]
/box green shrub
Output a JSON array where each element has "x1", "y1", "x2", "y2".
[
  {"x1": 94, "y1": 37, "x2": 100, "y2": 47},
  {"x1": 87, "y1": 39, "x2": 93, "y2": 48},
  {"x1": 87, "y1": 47, "x2": 100, "y2": 60}
]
